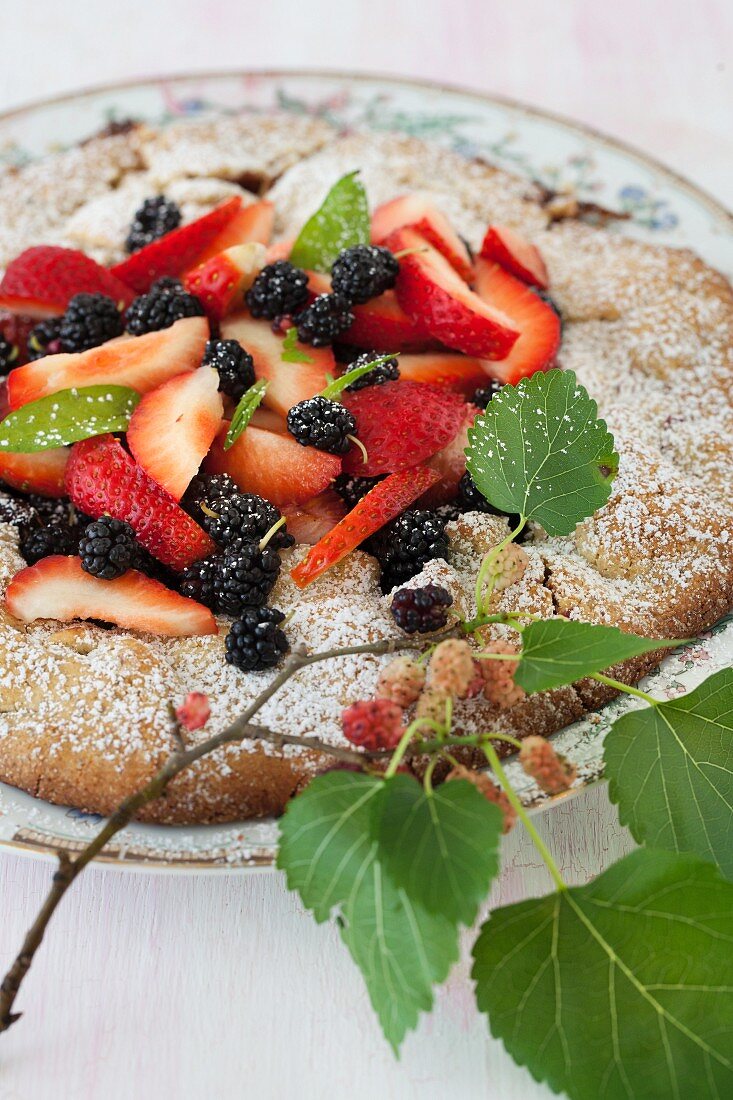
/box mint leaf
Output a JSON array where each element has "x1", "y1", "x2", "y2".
[
  {"x1": 224, "y1": 379, "x2": 268, "y2": 450},
  {"x1": 289, "y1": 171, "x2": 370, "y2": 272},
  {"x1": 605, "y1": 668, "x2": 733, "y2": 878},
  {"x1": 515, "y1": 618, "x2": 678, "y2": 694},
  {"x1": 374, "y1": 775, "x2": 502, "y2": 925},
  {"x1": 466, "y1": 369, "x2": 618, "y2": 535},
  {"x1": 473, "y1": 848, "x2": 733, "y2": 1098},
  {"x1": 320, "y1": 354, "x2": 398, "y2": 400},
  {"x1": 277, "y1": 771, "x2": 458, "y2": 1051},
  {"x1": 282, "y1": 327, "x2": 314, "y2": 364},
  {"x1": 0, "y1": 385, "x2": 141, "y2": 452}
]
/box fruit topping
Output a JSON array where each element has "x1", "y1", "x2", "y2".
[
  {"x1": 473, "y1": 259, "x2": 561, "y2": 383},
  {"x1": 333, "y1": 472, "x2": 385, "y2": 509},
  {"x1": 342, "y1": 379, "x2": 466, "y2": 476},
  {"x1": 341, "y1": 698, "x2": 404, "y2": 751},
  {"x1": 195, "y1": 491, "x2": 293, "y2": 550},
  {"x1": 472, "y1": 380, "x2": 504, "y2": 408},
  {"x1": 203, "y1": 338, "x2": 256, "y2": 401},
  {"x1": 110, "y1": 196, "x2": 242, "y2": 293},
  {"x1": 0, "y1": 448, "x2": 69, "y2": 497},
  {"x1": 57, "y1": 293, "x2": 124, "y2": 353},
  {"x1": 20, "y1": 519, "x2": 83, "y2": 565},
  {"x1": 194, "y1": 201, "x2": 275, "y2": 262},
  {"x1": 0, "y1": 336, "x2": 18, "y2": 376},
  {"x1": 390, "y1": 583, "x2": 453, "y2": 634},
  {"x1": 65, "y1": 435, "x2": 216, "y2": 570},
  {"x1": 183, "y1": 243, "x2": 266, "y2": 321},
  {"x1": 369, "y1": 508, "x2": 449, "y2": 591},
  {"x1": 388, "y1": 226, "x2": 520, "y2": 359},
  {"x1": 479, "y1": 224, "x2": 549, "y2": 289},
  {"x1": 125, "y1": 276, "x2": 205, "y2": 335},
  {"x1": 225, "y1": 607, "x2": 289, "y2": 672},
  {"x1": 78, "y1": 516, "x2": 139, "y2": 580},
  {"x1": 372, "y1": 193, "x2": 474, "y2": 280},
  {"x1": 397, "y1": 352, "x2": 487, "y2": 396},
  {"x1": 286, "y1": 395, "x2": 356, "y2": 455},
  {"x1": 342, "y1": 351, "x2": 399, "y2": 391},
  {"x1": 0, "y1": 245, "x2": 135, "y2": 313},
  {"x1": 26, "y1": 318, "x2": 63, "y2": 359},
  {"x1": 7, "y1": 316, "x2": 209, "y2": 410},
  {"x1": 295, "y1": 292, "x2": 355, "y2": 347},
  {"x1": 344, "y1": 288, "x2": 435, "y2": 352},
  {"x1": 376, "y1": 656, "x2": 426, "y2": 707},
  {"x1": 5, "y1": 555, "x2": 217, "y2": 636},
  {"x1": 290, "y1": 465, "x2": 440, "y2": 588},
  {"x1": 214, "y1": 540, "x2": 282, "y2": 615},
  {"x1": 125, "y1": 196, "x2": 182, "y2": 254},
  {"x1": 281, "y1": 490, "x2": 346, "y2": 545},
  {"x1": 245, "y1": 260, "x2": 310, "y2": 321},
  {"x1": 458, "y1": 470, "x2": 521, "y2": 531},
  {"x1": 330, "y1": 244, "x2": 399, "y2": 304},
  {"x1": 420, "y1": 402, "x2": 479, "y2": 506},
  {"x1": 126, "y1": 366, "x2": 223, "y2": 501}
]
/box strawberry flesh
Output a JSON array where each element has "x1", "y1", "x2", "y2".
[
  {"x1": 397, "y1": 352, "x2": 488, "y2": 396},
  {"x1": 5, "y1": 556, "x2": 217, "y2": 637},
  {"x1": 372, "y1": 193, "x2": 474, "y2": 280},
  {"x1": 474, "y1": 259, "x2": 561, "y2": 383},
  {"x1": 479, "y1": 224, "x2": 549, "y2": 289},
  {"x1": 66, "y1": 435, "x2": 216, "y2": 570},
  {"x1": 291, "y1": 466, "x2": 441, "y2": 588},
  {"x1": 342, "y1": 379, "x2": 466, "y2": 476},
  {"x1": 283, "y1": 490, "x2": 347, "y2": 545},
  {"x1": 183, "y1": 243, "x2": 265, "y2": 321},
  {"x1": 0, "y1": 246, "x2": 134, "y2": 310},
  {"x1": 0, "y1": 448, "x2": 69, "y2": 497},
  {"x1": 192, "y1": 201, "x2": 274, "y2": 264}
]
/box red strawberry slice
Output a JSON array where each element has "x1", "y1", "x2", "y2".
[
  {"x1": 220, "y1": 313, "x2": 333, "y2": 417},
  {"x1": 342, "y1": 379, "x2": 466, "y2": 477},
  {"x1": 192, "y1": 201, "x2": 275, "y2": 264},
  {"x1": 109, "y1": 197, "x2": 242, "y2": 293},
  {"x1": 283, "y1": 490, "x2": 347, "y2": 545},
  {"x1": 0, "y1": 246, "x2": 135, "y2": 311},
  {"x1": 305, "y1": 271, "x2": 435, "y2": 353},
  {"x1": 183, "y1": 243, "x2": 265, "y2": 321},
  {"x1": 479, "y1": 224, "x2": 549, "y2": 289},
  {"x1": 474, "y1": 259, "x2": 561, "y2": 383},
  {"x1": 0, "y1": 447, "x2": 69, "y2": 497},
  {"x1": 291, "y1": 466, "x2": 441, "y2": 588},
  {"x1": 7, "y1": 316, "x2": 209, "y2": 410},
  {"x1": 398, "y1": 352, "x2": 488, "y2": 396},
  {"x1": 5, "y1": 556, "x2": 217, "y2": 637},
  {"x1": 65, "y1": 435, "x2": 216, "y2": 570},
  {"x1": 204, "y1": 422, "x2": 341, "y2": 508},
  {"x1": 127, "y1": 367, "x2": 223, "y2": 501},
  {"x1": 420, "y1": 403, "x2": 480, "y2": 506},
  {"x1": 0, "y1": 294, "x2": 65, "y2": 322},
  {"x1": 388, "y1": 227, "x2": 520, "y2": 359},
  {"x1": 372, "y1": 193, "x2": 474, "y2": 280}
]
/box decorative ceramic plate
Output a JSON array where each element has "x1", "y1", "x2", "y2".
[{"x1": 0, "y1": 71, "x2": 730, "y2": 872}]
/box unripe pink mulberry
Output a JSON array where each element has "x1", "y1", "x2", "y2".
[
  {"x1": 446, "y1": 764, "x2": 517, "y2": 833},
  {"x1": 491, "y1": 543, "x2": 530, "y2": 592},
  {"x1": 478, "y1": 638, "x2": 526, "y2": 710},
  {"x1": 376, "y1": 656, "x2": 426, "y2": 708},
  {"x1": 519, "y1": 736, "x2": 577, "y2": 794},
  {"x1": 415, "y1": 688, "x2": 451, "y2": 727},
  {"x1": 428, "y1": 638, "x2": 475, "y2": 698}
]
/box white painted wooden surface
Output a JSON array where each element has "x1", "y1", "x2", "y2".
[{"x1": 0, "y1": 3, "x2": 730, "y2": 1097}]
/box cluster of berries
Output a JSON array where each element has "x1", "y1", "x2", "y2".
[{"x1": 475, "y1": 636, "x2": 526, "y2": 709}]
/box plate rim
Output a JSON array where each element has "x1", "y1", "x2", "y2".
[{"x1": 0, "y1": 67, "x2": 730, "y2": 873}]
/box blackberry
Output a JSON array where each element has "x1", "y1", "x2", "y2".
[
  {"x1": 370, "y1": 509, "x2": 449, "y2": 591},
  {"x1": 333, "y1": 472, "x2": 385, "y2": 509},
  {"x1": 287, "y1": 396, "x2": 356, "y2": 455},
  {"x1": 245, "y1": 260, "x2": 310, "y2": 321},
  {"x1": 26, "y1": 495, "x2": 77, "y2": 525},
  {"x1": 182, "y1": 472, "x2": 238, "y2": 516},
  {"x1": 458, "y1": 471, "x2": 521, "y2": 526},
  {"x1": 225, "y1": 607, "x2": 289, "y2": 672},
  {"x1": 390, "y1": 584, "x2": 453, "y2": 634},
  {"x1": 58, "y1": 293, "x2": 124, "y2": 353},
  {"x1": 343, "y1": 351, "x2": 399, "y2": 392},
  {"x1": 203, "y1": 338, "x2": 255, "y2": 401},
  {"x1": 20, "y1": 521, "x2": 82, "y2": 565},
  {"x1": 198, "y1": 492, "x2": 294, "y2": 550},
  {"x1": 179, "y1": 555, "x2": 220, "y2": 609},
  {"x1": 294, "y1": 293, "x2": 354, "y2": 347},
  {"x1": 78, "y1": 517, "x2": 137, "y2": 580},
  {"x1": 0, "y1": 493, "x2": 38, "y2": 535},
  {"x1": 0, "y1": 336, "x2": 18, "y2": 376},
  {"x1": 214, "y1": 541, "x2": 281, "y2": 615},
  {"x1": 27, "y1": 318, "x2": 62, "y2": 360},
  {"x1": 472, "y1": 379, "x2": 504, "y2": 409},
  {"x1": 331, "y1": 245, "x2": 399, "y2": 304},
  {"x1": 125, "y1": 278, "x2": 205, "y2": 336},
  {"x1": 125, "y1": 196, "x2": 182, "y2": 253}
]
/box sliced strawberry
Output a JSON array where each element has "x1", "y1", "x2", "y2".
[
  {"x1": 0, "y1": 448, "x2": 69, "y2": 497},
  {"x1": 7, "y1": 316, "x2": 209, "y2": 410},
  {"x1": 5, "y1": 556, "x2": 217, "y2": 637},
  {"x1": 0, "y1": 294, "x2": 64, "y2": 321},
  {"x1": 397, "y1": 352, "x2": 488, "y2": 396},
  {"x1": 283, "y1": 490, "x2": 347, "y2": 545},
  {"x1": 291, "y1": 466, "x2": 441, "y2": 588},
  {"x1": 388, "y1": 227, "x2": 520, "y2": 359},
  {"x1": 304, "y1": 271, "x2": 434, "y2": 353},
  {"x1": 420, "y1": 403, "x2": 480, "y2": 506},
  {"x1": 183, "y1": 243, "x2": 265, "y2": 321},
  {"x1": 220, "y1": 313, "x2": 333, "y2": 417},
  {"x1": 65, "y1": 435, "x2": 216, "y2": 570},
  {"x1": 265, "y1": 238, "x2": 295, "y2": 264},
  {"x1": 193, "y1": 201, "x2": 275, "y2": 264},
  {"x1": 204, "y1": 422, "x2": 341, "y2": 508},
  {"x1": 0, "y1": 246, "x2": 134, "y2": 311},
  {"x1": 372, "y1": 193, "x2": 474, "y2": 280},
  {"x1": 127, "y1": 367, "x2": 223, "y2": 501},
  {"x1": 474, "y1": 259, "x2": 561, "y2": 383},
  {"x1": 109, "y1": 197, "x2": 242, "y2": 293},
  {"x1": 479, "y1": 224, "x2": 548, "y2": 289},
  {"x1": 342, "y1": 379, "x2": 466, "y2": 477}
]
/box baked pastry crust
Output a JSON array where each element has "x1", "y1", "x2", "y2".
[{"x1": 0, "y1": 118, "x2": 731, "y2": 824}]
